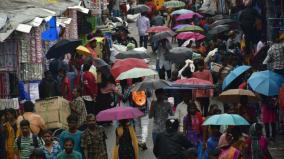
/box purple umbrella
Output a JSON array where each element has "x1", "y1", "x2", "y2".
[
  {"x1": 173, "y1": 24, "x2": 192, "y2": 30},
  {"x1": 176, "y1": 12, "x2": 203, "y2": 21},
  {"x1": 96, "y1": 106, "x2": 144, "y2": 121}
]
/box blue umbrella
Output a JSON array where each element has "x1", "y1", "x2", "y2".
[
  {"x1": 171, "y1": 9, "x2": 193, "y2": 15},
  {"x1": 222, "y1": 65, "x2": 251, "y2": 90},
  {"x1": 248, "y1": 70, "x2": 284, "y2": 96},
  {"x1": 203, "y1": 113, "x2": 250, "y2": 126}
]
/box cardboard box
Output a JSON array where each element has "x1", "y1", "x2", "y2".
[{"x1": 35, "y1": 96, "x2": 70, "y2": 129}]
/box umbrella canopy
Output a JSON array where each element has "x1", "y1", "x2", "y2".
[
  {"x1": 173, "y1": 24, "x2": 192, "y2": 30},
  {"x1": 166, "y1": 47, "x2": 193, "y2": 64},
  {"x1": 176, "y1": 32, "x2": 205, "y2": 40},
  {"x1": 93, "y1": 58, "x2": 111, "y2": 77},
  {"x1": 173, "y1": 78, "x2": 214, "y2": 89},
  {"x1": 128, "y1": 4, "x2": 150, "y2": 14},
  {"x1": 46, "y1": 39, "x2": 82, "y2": 59},
  {"x1": 116, "y1": 68, "x2": 158, "y2": 80},
  {"x1": 147, "y1": 26, "x2": 171, "y2": 33},
  {"x1": 115, "y1": 50, "x2": 150, "y2": 59},
  {"x1": 176, "y1": 25, "x2": 204, "y2": 33},
  {"x1": 209, "y1": 19, "x2": 238, "y2": 29},
  {"x1": 111, "y1": 58, "x2": 148, "y2": 78},
  {"x1": 94, "y1": 58, "x2": 108, "y2": 68},
  {"x1": 76, "y1": 45, "x2": 92, "y2": 56},
  {"x1": 208, "y1": 25, "x2": 230, "y2": 35},
  {"x1": 218, "y1": 89, "x2": 260, "y2": 103},
  {"x1": 132, "y1": 79, "x2": 172, "y2": 91},
  {"x1": 203, "y1": 114, "x2": 250, "y2": 126},
  {"x1": 152, "y1": 31, "x2": 176, "y2": 42},
  {"x1": 176, "y1": 12, "x2": 203, "y2": 21},
  {"x1": 164, "y1": 1, "x2": 185, "y2": 8},
  {"x1": 248, "y1": 70, "x2": 284, "y2": 96},
  {"x1": 96, "y1": 106, "x2": 144, "y2": 121},
  {"x1": 171, "y1": 9, "x2": 193, "y2": 15},
  {"x1": 222, "y1": 65, "x2": 251, "y2": 90}
]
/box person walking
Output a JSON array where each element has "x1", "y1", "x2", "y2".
[
  {"x1": 70, "y1": 88, "x2": 87, "y2": 129},
  {"x1": 175, "y1": 94, "x2": 191, "y2": 133},
  {"x1": 14, "y1": 120, "x2": 43, "y2": 159},
  {"x1": 261, "y1": 96, "x2": 277, "y2": 141},
  {"x1": 42, "y1": 130, "x2": 61, "y2": 159},
  {"x1": 57, "y1": 137, "x2": 82, "y2": 159},
  {"x1": 39, "y1": 70, "x2": 58, "y2": 99},
  {"x1": 156, "y1": 39, "x2": 172, "y2": 80},
  {"x1": 81, "y1": 114, "x2": 108, "y2": 159},
  {"x1": 153, "y1": 118, "x2": 193, "y2": 159},
  {"x1": 137, "y1": 12, "x2": 150, "y2": 49},
  {"x1": 4, "y1": 109, "x2": 18, "y2": 159},
  {"x1": 112, "y1": 119, "x2": 139, "y2": 159},
  {"x1": 149, "y1": 89, "x2": 173, "y2": 143},
  {"x1": 58, "y1": 69, "x2": 72, "y2": 101}
]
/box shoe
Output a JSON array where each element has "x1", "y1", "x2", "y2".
[{"x1": 139, "y1": 143, "x2": 148, "y2": 151}]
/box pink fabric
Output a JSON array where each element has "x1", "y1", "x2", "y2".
[
  {"x1": 218, "y1": 146, "x2": 240, "y2": 159},
  {"x1": 96, "y1": 106, "x2": 144, "y2": 121},
  {"x1": 261, "y1": 103, "x2": 276, "y2": 123},
  {"x1": 192, "y1": 70, "x2": 214, "y2": 97}
]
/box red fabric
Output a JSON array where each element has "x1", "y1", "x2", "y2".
[
  {"x1": 194, "y1": 112, "x2": 204, "y2": 133},
  {"x1": 82, "y1": 71, "x2": 97, "y2": 97},
  {"x1": 238, "y1": 81, "x2": 247, "y2": 89},
  {"x1": 145, "y1": 2, "x2": 156, "y2": 18},
  {"x1": 279, "y1": 86, "x2": 284, "y2": 114},
  {"x1": 261, "y1": 103, "x2": 276, "y2": 123},
  {"x1": 111, "y1": 58, "x2": 148, "y2": 78},
  {"x1": 192, "y1": 71, "x2": 214, "y2": 97},
  {"x1": 85, "y1": 44, "x2": 97, "y2": 58},
  {"x1": 61, "y1": 77, "x2": 72, "y2": 101}
]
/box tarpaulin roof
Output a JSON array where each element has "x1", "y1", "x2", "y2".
[{"x1": 0, "y1": 0, "x2": 79, "y2": 42}]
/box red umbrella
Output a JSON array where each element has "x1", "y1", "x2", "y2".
[
  {"x1": 111, "y1": 58, "x2": 148, "y2": 78},
  {"x1": 176, "y1": 32, "x2": 205, "y2": 40},
  {"x1": 173, "y1": 78, "x2": 213, "y2": 89},
  {"x1": 96, "y1": 106, "x2": 144, "y2": 121},
  {"x1": 147, "y1": 26, "x2": 171, "y2": 33},
  {"x1": 176, "y1": 12, "x2": 203, "y2": 21}
]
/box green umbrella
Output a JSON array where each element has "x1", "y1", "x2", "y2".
[
  {"x1": 176, "y1": 25, "x2": 204, "y2": 33},
  {"x1": 116, "y1": 68, "x2": 158, "y2": 80},
  {"x1": 202, "y1": 113, "x2": 250, "y2": 126},
  {"x1": 164, "y1": 1, "x2": 185, "y2": 8}
]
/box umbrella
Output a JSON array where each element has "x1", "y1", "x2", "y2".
[
  {"x1": 171, "y1": 9, "x2": 193, "y2": 15},
  {"x1": 248, "y1": 70, "x2": 284, "y2": 96},
  {"x1": 211, "y1": 14, "x2": 230, "y2": 21},
  {"x1": 222, "y1": 65, "x2": 251, "y2": 90},
  {"x1": 93, "y1": 58, "x2": 111, "y2": 77},
  {"x1": 128, "y1": 4, "x2": 150, "y2": 14},
  {"x1": 208, "y1": 25, "x2": 230, "y2": 35},
  {"x1": 132, "y1": 79, "x2": 172, "y2": 91},
  {"x1": 111, "y1": 58, "x2": 148, "y2": 78},
  {"x1": 152, "y1": 31, "x2": 176, "y2": 42},
  {"x1": 209, "y1": 19, "x2": 238, "y2": 29},
  {"x1": 166, "y1": 47, "x2": 193, "y2": 64},
  {"x1": 176, "y1": 25, "x2": 204, "y2": 33},
  {"x1": 172, "y1": 78, "x2": 214, "y2": 89},
  {"x1": 164, "y1": 1, "x2": 185, "y2": 8},
  {"x1": 115, "y1": 50, "x2": 150, "y2": 59},
  {"x1": 218, "y1": 89, "x2": 260, "y2": 103},
  {"x1": 176, "y1": 32, "x2": 205, "y2": 40},
  {"x1": 96, "y1": 106, "x2": 144, "y2": 121},
  {"x1": 76, "y1": 45, "x2": 92, "y2": 56},
  {"x1": 202, "y1": 114, "x2": 250, "y2": 126},
  {"x1": 116, "y1": 68, "x2": 157, "y2": 80},
  {"x1": 176, "y1": 13, "x2": 203, "y2": 21},
  {"x1": 147, "y1": 26, "x2": 171, "y2": 33},
  {"x1": 46, "y1": 39, "x2": 82, "y2": 59},
  {"x1": 173, "y1": 24, "x2": 192, "y2": 30},
  {"x1": 94, "y1": 58, "x2": 108, "y2": 68}
]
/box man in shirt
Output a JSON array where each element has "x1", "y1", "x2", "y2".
[
  {"x1": 174, "y1": 94, "x2": 191, "y2": 133},
  {"x1": 137, "y1": 12, "x2": 150, "y2": 49},
  {"x1": 151, "y1": 11, "x2": 165, "y2": 26},
  {"x1": 70, "y1": 88, "x2": 87, "y2": 129},
  {"x1": 57, "y1": 137, "x2": 82, "y2": 159},
  {"x1": 59, "y1": 114, "x2": 82, "y2": 155},
  {"x1": 17, "y1": 101, "x2": 46, "y2": 135},
  {"x1": 81, "y1": 114, "x2": 108, "y2": 159},
  {"x1": 14, "y1": 120, "x2": 43, "y2": 159},
  {"x1": 263, "y1": 32, "x2": 284, "y2": 76}
]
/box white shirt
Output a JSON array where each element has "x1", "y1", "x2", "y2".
[
  {"x1": 174, "y1": 101, "x2": 188, "y2": 132},
  {"x1": 137, "y1": 15, "x2": 150, "y2": 36}
]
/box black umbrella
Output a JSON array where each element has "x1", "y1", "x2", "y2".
[
  {"x1": 211, "y1": 14, "x2": 230, "y2": 21},
  {"x1": 166, "y1": 47, "x2": 193, "y2": 64},
  {"x1": 128, "y1": 5, "x2": 150, "y2": 14},
  {"x1": 152, "y1": 31, "x2": 176, "y2": 42},
  {"x1": 208, "y1": 25, "x2": 230, "y2": 36},
  {"x1": 115, "y1": 50, "x2": 150, "y2": 59},
  {"x1": 209, "y1": 19, "x2": 238, "y2": 29},
  {"x1": 46, "y1": 39, "x2": 82, "y2": 59}
]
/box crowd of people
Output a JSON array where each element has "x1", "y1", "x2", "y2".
[{"x1": 0, "y1": 0, "x2": 284, "y2": 159}]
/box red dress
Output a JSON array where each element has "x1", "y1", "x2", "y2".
[{"x1": 82, "y1": 71, "x2": 97, "y2": 98}]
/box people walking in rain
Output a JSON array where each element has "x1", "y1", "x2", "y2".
[
  {"x1": 155, "y1": 39, "x2": 172, "y2": 80},
  {"x1": 137, "y1": 12, "x2": 150, "y2": 49}
]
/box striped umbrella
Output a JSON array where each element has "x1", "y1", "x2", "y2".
[
  {"x1": 176, "y1": 25, "x2": 204, "y2": 33},
  {"x1": 176, "y1": 32, "x2": 205, "y2": 40},
  {"x1": 164, "y1": 1, "x2": 185, "y2": 8},
  {"x1": 171, "y1": 9, "x2": 193, "y2": 15}
]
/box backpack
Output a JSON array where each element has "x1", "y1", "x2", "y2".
[
  {"x1": 132, "y1": 91, "x2": 147, "y2": 107},
  {"x1": 16, "y1": 135, "x2": 39, "y2": 150}
]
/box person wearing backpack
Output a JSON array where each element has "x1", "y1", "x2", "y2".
[{"x1": 14, "y1": 119, "x2": 43, "y2": 159}]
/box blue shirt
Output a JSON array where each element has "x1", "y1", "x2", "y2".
[
  {"x1": 57, "y1": 150, "x2": 82, "y2": 159},
  {"x1": 42, "y1": 142, "x2": 61, "y2": 159},
  {"x1": 59, "y1": 130, "x2": 82, "y2": 154}
]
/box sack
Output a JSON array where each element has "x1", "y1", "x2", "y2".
[
  {"x1": 16, "y1": 135, "x2": 39, "y2": 150},
  {"x1": 132, "y1": 91, "x2": 147, "y2": 107}
]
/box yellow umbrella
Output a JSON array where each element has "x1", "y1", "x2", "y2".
[{"x1": 76, "y1": 45, "x2": 92, "y2": 56}]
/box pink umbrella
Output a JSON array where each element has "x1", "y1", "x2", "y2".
[
  {"x1": 176, "y1": 12, "x2": 203, "y2": 21},
  {"x1": 174, "y1": 78, "x2": 213, "y2": 89},
  {"x1": 176, "y1": 32, "x2": 206, "y2": 40},
  {"x1": 96, "y1": 106, "x2": 144, "y2": 121}
]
